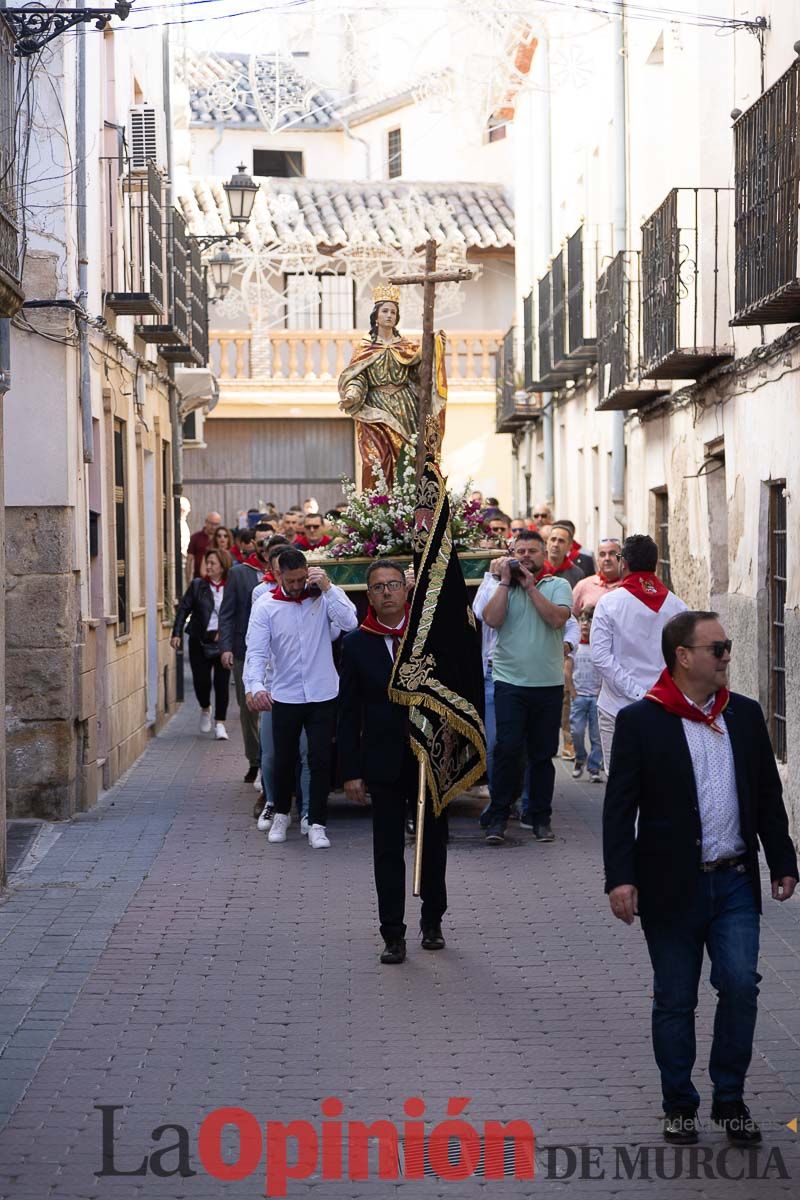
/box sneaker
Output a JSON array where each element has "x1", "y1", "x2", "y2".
[
  {"x1": 253, "y1": 768, "x2": 262, "y2": 792},
  {"x1": 308, "y1": 824, "x2": 330, "y2": 849},
  {"x1": 534, "y1": 823, "x2": 555, "y2": 842},
  {"x1": 214, "y1": 722, "x2": 228, "y2": 740},
  {"x1": 257, "y1": 803, "x2": 275, "y2": 832},
  {"x1": 300, "y1": 816, "x2": 309, "y2": 836},
  {"x1": 572, "y1": 763, "x2": 585, "y2": 780},
  {"x1": 589, "y1": 771, "x2": 603, "y2": 784},
  {"x1": 710, "y1": 1100, "x2": 761, "y2": 1145},
  {"x1": 485, "y1": 824, "x2": 505, "y2": 845},
  {"x1": 519, "y1": 813, "x2": 534, "y2": 830},
  {"x1": 199, "y1": 710, "x2": 212, "y2": 734},
  {"x1": 267, "y1": 813, "x2": 290, "y2": 843},
  {"x1": 561, "y1": 748, "x2": 576, "y2": 761}
]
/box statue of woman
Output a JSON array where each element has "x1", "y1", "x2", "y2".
[{"x1": 338, "y1": 283, "x2": 447, "y2": 490}]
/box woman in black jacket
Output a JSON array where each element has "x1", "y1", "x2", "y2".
[{"x1": 171, "y1": 548, "x2": 233, "y2": 739}]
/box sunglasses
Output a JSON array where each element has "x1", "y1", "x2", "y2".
[
  {"x1": 684, "y1": 640, "x2": 733, "y2": 659},
  {"x1": 532, "y1": 512, "x2": 549, "y2": 519}
]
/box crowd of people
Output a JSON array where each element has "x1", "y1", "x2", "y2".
[{"x1": 169, "y1": 492, "x2": 799, "y2": 1151}]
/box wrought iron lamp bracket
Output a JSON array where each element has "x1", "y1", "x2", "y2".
[
  {"x1": 188, "y1": 233, "x2": 244, "y2": 252},
  {"x1": 6, "y1": 3, "x2": 132, "y2": 57}
]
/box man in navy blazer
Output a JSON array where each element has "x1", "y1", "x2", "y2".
[
  {"x1": 338, "y1": 559, "x2": 448, "y2": 966},
  {"x1": 603, "y1": 610, "x2": 797, "y2": 1147}
]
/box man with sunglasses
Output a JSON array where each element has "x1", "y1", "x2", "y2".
[
  {"x1": 604, "y1": 610, "x2": 797, "y2": 1147},
  {"x1": 293, "y1": 512, "x2": 332, "y2": 551},
  {"x1": 338, "y1": 560, "x2": 448, "y2": 965},
  {"x1": 590, "y1": 533, "x2": 687, "y2": 770}
]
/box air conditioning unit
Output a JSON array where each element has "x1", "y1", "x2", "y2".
[{"x1": 127, "y1": 105, "x2": 167, "y2": 172}]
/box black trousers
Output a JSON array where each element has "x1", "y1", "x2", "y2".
[
  {"x1": 272, "y1": 699, "x2": 337, "y2": 827},
  {"x1": 187, "y1": 636, "x2": 230, "y2": 721},
  {"x1": 369, "y1": 753, "x2": 448, "y2": 941}
]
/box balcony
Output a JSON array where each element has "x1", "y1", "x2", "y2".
[
  {"x1": 528, "y1": 226, "x2": 598, "y2": 391},
  {"x1": 494, "y1": 327, "x2": 540, "y2": 432},
  {"x1": 102, "y1": 159, "x2": 165, "y2": 317},
  {"x1": 565, "y1": 225, "x2": 598, "y2": 366},
  {"x1": 732, "y1": 58, "x2": 800, "y2": 326},
  {"x1": 530, "y1": 269, "x2": 572, "y2": 390},
  {"x1": 596, "y1": 252, "x2": 668, "y2": 411},
  {"x1": 209, "y1": 328, "x2": 503, "y2": 386},
  {"x1": 0, "y1": 17, "x2": 23, "y2": 316},
  {"x1": 136, "y1": 210, "x2": 209, "y2": 365},
  {"x1": 641, "y1": 188, "x2": 733, "y2": 379}
]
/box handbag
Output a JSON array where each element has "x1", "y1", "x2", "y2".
[{"x1": 201, "y1": 635, "x2": 221, "y2": 661}]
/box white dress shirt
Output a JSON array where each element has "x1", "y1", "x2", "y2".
[
  {"x1": 243, "y1": 585, "x2": 357, "y2": 702},
  {"x1": 681, "y1": 695, "x2": 745, "y2": 862},
  {"x1": 206, "y1": 582, "x2": 225, "y2": 632},
  {"x1": 590, "y1": 586, "x2": 687, "y2": 716}
]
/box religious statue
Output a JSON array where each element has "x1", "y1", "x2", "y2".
[{"x1": 337, "y1": 283, "x2": 448, "y2": 490}]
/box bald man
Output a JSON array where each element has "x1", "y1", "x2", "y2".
[{"x1": 187, "y1": 511, "x2": 221, "y2": 582}]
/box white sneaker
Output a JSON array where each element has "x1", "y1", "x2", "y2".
[
  {"x1": 268, "y1": 813, "x2": 290, "y2": 843},
  {"x1": 257, "y1": 803, "x2": 275, "y2": 832},
  {"x1": 199, "y1": 710, "x2": 212, "y2": 734},
  {"x1": 214, "y1": 723, "x2": 229, "y2": 740},
  {"x1": 300, "y1": 816, "x2": 309, "y2": 836},
  {"x1": 308, "y1": 824, "x2": 330, "y2": 849},
  {"x1": 253, "y1": 769, "x2": 262, "y2": 792}
]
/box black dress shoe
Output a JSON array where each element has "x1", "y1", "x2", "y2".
[
  {"x1": 420, "y1": 922, "x2": 445, "y2": 951},
  {"x1": 710, "y1": 1100, "x2": 761, "y2": 1144},
  {"x1": 485, "y1": 824, "x2": 505, "y2": 845},
  {"x1": 244, "y1": 765, "x2": 259, "y2": 783},
  {"x1": 380, "y1": 938, "x2": 406, "y2": 965},
  {"x1": 663, "y1": 1111, "x2": 699, "y2": 1145}
]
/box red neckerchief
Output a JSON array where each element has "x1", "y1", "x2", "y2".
[
  {"x1": 646, "y1": 668, "x2": 729, "y2": 733},
  {"x1": 619, "y1": 571, "x2": 670, "y2": 613},
  {"x1": 596, "y1": 571, "x2": 619, "y2": 588},
  {"x1": 293, "y1": 534, "x2": 331, "y2": 551},
  {"x1": 208, "y1": 579, "x2": 225, "y2": 591},
  {"x1": 533, "y1": 566, "x2": 557, "y2": 583},
  {"x1": 243, "y1": 552, "x2": 270, "y2": 570},
  {"x1": 260, "y1": 570, "x2": 275, "y2": 584},
  {"x1": 565, "y1": 539, "x2": 582, "y2": 568},
  {"x1": 538, "y1": 559, "x2": 569, "y2": 579},
  {"x1": 270, "y1": 586, "x2": 312, "y2": 604},
  {"x1": 360, "y1": 603, "x2": 410, "y2": 641}
]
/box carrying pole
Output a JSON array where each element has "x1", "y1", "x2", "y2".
[{"x1": 413, "y1": 756, "x2": 426, "y2": 896}]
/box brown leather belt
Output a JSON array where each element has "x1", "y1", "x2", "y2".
[{"x1": 700, "y1": 855, "x2": 746, "y2": 873}]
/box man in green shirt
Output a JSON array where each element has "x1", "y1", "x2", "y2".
[{"x1": 474, "y1": 530, "x2": 572, "y2": 843}]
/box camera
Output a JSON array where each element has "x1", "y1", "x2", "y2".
[{"x1": 507, "y1": 558, "x2": 524, "y2": 586}]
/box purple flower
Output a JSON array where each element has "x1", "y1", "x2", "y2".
[
  {"x1": 369, "y1": 494, "x2": 390, "y2": 507},
  {"x1": 363, "y1": 537, "x2": 379, "y2": 556}
]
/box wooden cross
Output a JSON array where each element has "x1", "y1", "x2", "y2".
[{"x1": 389, "y1": 239, "x2": 474, "y2": 477}]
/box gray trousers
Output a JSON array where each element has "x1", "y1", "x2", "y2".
[
  {"x1": 232, "y1": 657, "x2": 261, "y2": 769},
  {"x1": 598, "y1": 707, "x2": 617, "y2": 773}
]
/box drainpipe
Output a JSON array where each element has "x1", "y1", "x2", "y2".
[
  {"x1": 610, "y1": 2, "x2": 627, "y2": 534},
  {"x1": 535, "y1": 32, "x2": 555, "y2": 507},
  {"x1": 523, "y1": 424, "x2": 534, "y2": 517},
  {"x1": 163, "y1": 24, "x2": 184, "y2": 701},
  {"x1": 76, "y1": 11, "x2": 93, "y2": 462}
]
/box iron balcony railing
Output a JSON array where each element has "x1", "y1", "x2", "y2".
[
  {"x1": 596, "y1": 251, "x2": 668, "y2": 411},
  {"x1": 531, "y1": 269, "x2": 571, "y2": 390},
  {"x1": 522, "y1": 291, "x2": 533, "y2": 390},
  {"x1": 641, "y1": 188, "x2": 733, "y2": 379},
  {"x1": 551, "y1": 249, "x2": 566, "y2": 368},
  {"x1": 566, "y1": 225, "x2": 598, "y2": 364},
  {"x1": 732, "y1": 57, "x2": 800, "y2": 325},
  {"x1": 136, "y1": 209, "x2": 210, "y2": 366},
  {"x1": 102, "y1": 157, "x2": 165, "y2": 316},
  {"x1": 496, "y1": 326, "x2": 540, "y2": 433},
  {"x1": 0, "y1": 16, "x2": 23, "y2": 316}
]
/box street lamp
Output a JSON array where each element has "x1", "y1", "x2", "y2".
[
  {"x1": 223, "y1": 164, "x2": 259, "y2": 227},
  {"x1": 208, "y1": 248, "x2": 234, "y2": 303}
]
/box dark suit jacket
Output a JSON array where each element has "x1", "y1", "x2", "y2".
[
  {"x1": 603, "y1": 692, "x2": 798, "y2": 916},
  {"x1": 217, "y1": 562, "x2": 263, "y2": 660},
  {"x1": 172, "y1": 578, "x2": 218, "y2": 640},
  {"x1": 338, "y1": 628, "x2": 409, "y2": 786}
]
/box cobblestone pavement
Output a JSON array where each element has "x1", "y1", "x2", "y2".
[{"x1": 1, "y1": 700, "x2": 800, "y2": 1198}]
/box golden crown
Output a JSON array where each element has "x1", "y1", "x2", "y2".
[{"x1": 372, "y1": 282, "x2": 401, "y2": 305}]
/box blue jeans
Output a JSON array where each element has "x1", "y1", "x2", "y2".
[
  {"x1": 641, "y1": 867, "x2": 761, "y2": 1112},
  {"x1": 486, "y1": 681, "x2": 563, "y2": 828},
  {"x1": 484, "y1": 665, "x2": 497, "y2": 785},
  {"x1": 569, "y1": 695, "x2": 602, "y2": 773},
  {"x1": 259, "y1": 710, "x2": 310, "y2": 818}
]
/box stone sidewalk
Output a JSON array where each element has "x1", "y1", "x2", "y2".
[{"x1": 1, "y1": 700, "x2": 800, "y2": 1197}]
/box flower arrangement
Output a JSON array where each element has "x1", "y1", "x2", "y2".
[{"x1": 322, "y1": 456, "x2": 486, "y2": 559}]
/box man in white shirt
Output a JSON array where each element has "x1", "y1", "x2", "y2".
[
  {"x1": 244, "y1": 548, "x2": 357, "y2": 849},
  {"x1": 590, "y1": 533, "x2": 687, "y2": 769}
]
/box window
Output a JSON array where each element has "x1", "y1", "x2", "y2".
[
  {"x1": 162, "y1": 440, "x2": 171, "y2": 613},
  {"x1": 487, "y1": 113, "x2": 507, "y2": 143},
  {"x1": 768, "y1": 482, "x2": 787, "y2": 761},
  {"x1": 387, "y1": 127, "x2": 402, "y2": 179},
  {"x1": 653, "y1": 488, "x2": 671, "y2": 590},
  {"x1": 285, "y1": 273, "x2": 355, "y2": 331},
  {"x1": 253, "y1": 149, "x2": 304, "y2": 178},
  {"x1": 113, "y1": 419, "x2": 129, "y2": 633}
]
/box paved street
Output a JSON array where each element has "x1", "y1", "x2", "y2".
[{"x1": 1, "y1": 701, "x2": 800, "y2": 1197}]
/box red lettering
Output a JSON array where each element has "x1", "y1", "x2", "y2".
[
  {"x1": 483, "y1": 1119, "x2": 535, "y2": 1180},
  {"x1": 265, "y1": 1121, "x2": 318, "y2": 1198},
  {"x1": 347, "y1": 1121, "x2": 399, "y2": 1181},
  {"x1": 198, "y1": 1107, "x2": 261, "y2": 1181}
]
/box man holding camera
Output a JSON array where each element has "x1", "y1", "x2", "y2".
[
  {"x1": 243, "y1": 548, "x2": 357, "y2": 849},
  {"x1": 473, "y1": 530, "x2": 572, "y2": 844}
]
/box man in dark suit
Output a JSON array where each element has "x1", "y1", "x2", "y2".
[
  {"x1": 338, "y1": 559, "x2": 448, "y2": 965},
  {"x1": 604, "y1": 610, "x2": 797, "y2": 1147}
]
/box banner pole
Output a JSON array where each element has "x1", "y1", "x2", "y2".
[{"x1": 413, "y1": 756, "x2": 426, "y2": 896}]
